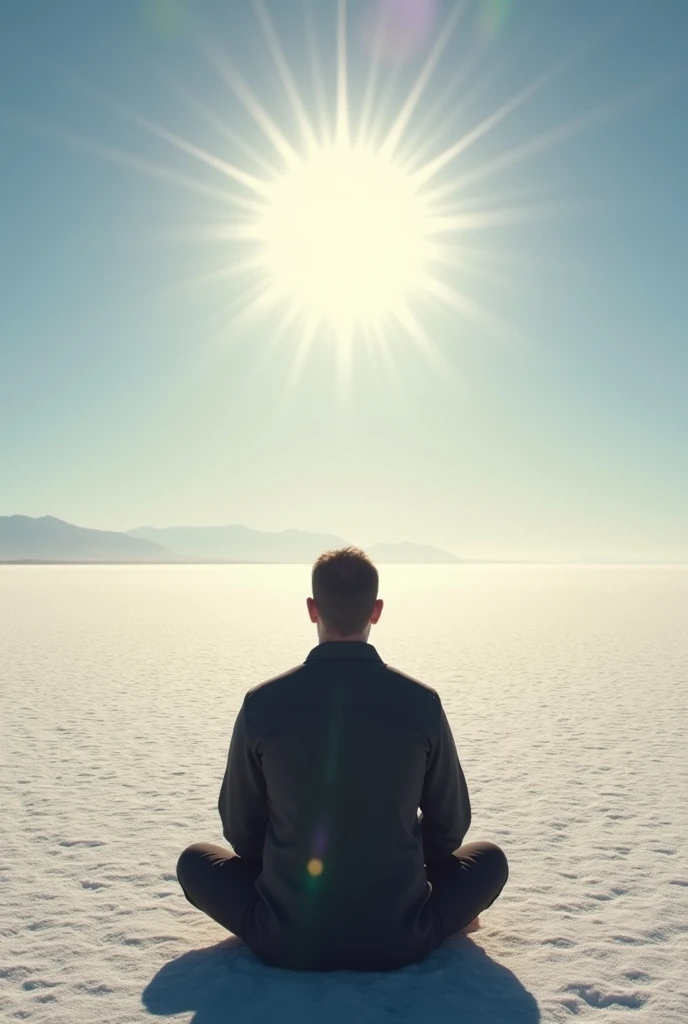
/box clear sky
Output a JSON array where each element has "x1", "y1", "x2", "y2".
[{"x1": 1, "y1": 0, "x2": 686, "y2": 561}]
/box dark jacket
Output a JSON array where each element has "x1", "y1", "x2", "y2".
[{"x1": 218, "y1": 640, "x2": 471, "y2": 970}]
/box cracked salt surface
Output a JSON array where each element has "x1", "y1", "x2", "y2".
[{"x1": 1, "y1": 564, "x2": 687, "y2": 1022}]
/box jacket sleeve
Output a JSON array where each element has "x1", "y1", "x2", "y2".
[
  {"x1": 218, "y1": 698, "x2": 268, "y2": 862},
  {"x1": 419, "y1": 699, "x2": 471, "y2": 863}
]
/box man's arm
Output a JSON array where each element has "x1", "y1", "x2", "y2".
[
  {"x1": 419, "y1": 699, "x2": 471, "y2": 863},
  {"x1": 218, "y1": 697, "x2": 268, "y2": 862}
]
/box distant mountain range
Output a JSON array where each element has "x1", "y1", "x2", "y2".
[
  {"x1": 0, "y1": 515, "x2": 462, "y2": 564},
  {"x1": 128, "y1": 524, "x2": 347, "y2": 563},
  {"x1": 0, "y1": 515, "x2": 171, "y2": 563},
  {"x1": 365, "y1": 542, "x2": 462, "y2": 564}
]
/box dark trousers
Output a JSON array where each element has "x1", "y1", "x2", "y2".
[{"x1": 176, "y1": 840, "x2": 508, "y2": 967}]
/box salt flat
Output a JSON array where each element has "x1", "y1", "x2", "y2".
[{"x1": 1, "y1": 564, "x2": 687, "y2": 1023}]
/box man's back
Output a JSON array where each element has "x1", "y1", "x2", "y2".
[
  {"x1": 178, "y1": 550, "x2": 507, "y2": 971},
  {"x1": 219, "y1": 641, "x2": 471, "y2": 970}
]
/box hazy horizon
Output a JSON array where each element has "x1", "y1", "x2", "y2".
[
  {"x1": 2, "y1": 511, "x2": 688, "y2": 564},
  {"x1": 2, "y1": 1, "x2": 687, "y2": 563}
]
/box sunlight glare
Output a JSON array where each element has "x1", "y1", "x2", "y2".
[
  {"x1": 259, "y1": 145, "x2": 428, "y2": 328},
  {"x1": 91, "y1": 0, "x2": 590, "y2": 379}
]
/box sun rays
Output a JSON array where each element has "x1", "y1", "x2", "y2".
[
  {"x1": 173, "y1": 0, "x2": 532, "y2": 366},
  {"x1": 51, "y1": 0, "x2": 621, "y2": 384}
]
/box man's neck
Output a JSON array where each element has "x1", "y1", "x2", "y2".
[{"x1": 318, "y1": 634, "x2": 368, "y2": 645}]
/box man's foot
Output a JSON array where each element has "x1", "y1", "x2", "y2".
[{"x1": 459, "y1": 916, "x2": 480, "y2": 935}]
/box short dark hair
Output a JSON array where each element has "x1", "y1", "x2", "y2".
[{"x1": 311, "y1": 547, "x2": 379, "y2": 637}]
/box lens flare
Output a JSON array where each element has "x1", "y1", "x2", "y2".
[
  {"x1": 480, "y1": 0, "x2": 513, "y2": 38},
  {"x1": 362, "y1": 0, "x2": 439, "y2": 62},
  {"x1": 144, "y1": 0, "x2": 186, "y2": 39}
]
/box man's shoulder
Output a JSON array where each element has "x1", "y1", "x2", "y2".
[
  {"x1": 245, "y1": 663, "x2": 307, "y2": 701},
  {"x1": 382, "y1": 662, "x2": 440, "y2": 699},
  {"x1": 243, "y1": 659, "x2": 442, "y2": 732},
  {"x1": 245, "y1": 660, "x2": 440, "y2": 697}
]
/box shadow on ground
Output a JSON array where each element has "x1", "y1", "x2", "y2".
[{"x1": 142, "y1": 936, "x2": 540, "y2": 1023}]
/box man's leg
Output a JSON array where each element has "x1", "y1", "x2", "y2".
[
  {"x1": 176, "y1": 842, "x2": 261, "y2": 941},
  {"x1": 426, "y1": 841, "x2": 508, "y2": 943}
]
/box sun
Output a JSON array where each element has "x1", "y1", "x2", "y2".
[
  {"x1": 104, "y1": 0, "x2": 569, "y2": 374},
  {"x1": 259, "y1": 144, "x2": 429, "y2": 330}
]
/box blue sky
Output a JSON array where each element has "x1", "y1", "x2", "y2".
[{"x1": 1, "y1": 0, "x2": 686, "y2": 560}]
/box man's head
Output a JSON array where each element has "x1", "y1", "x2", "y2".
[{"x1": 307, "y1": 547, "x2": 383, "y2": 642}]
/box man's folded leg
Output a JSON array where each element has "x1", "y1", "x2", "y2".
[
  {"x1": 426, "y1": 840, "x2": 509, "y2": 944},
  {"x1": 176, "y1": 842, "x2": 261, "y2": 941}
]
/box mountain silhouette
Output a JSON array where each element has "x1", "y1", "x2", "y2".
[
  {"x1": 367, "y1": 542, "x2": 462, "y2": 563},
  {"x1": 0, "y1": 515, "x2": 171, "y2": 563},
  {"x1": 129, "y1": 525, "x2": 462, "y2": 563},
  {"x1": 128, "y1": 524, "x2": 350, "y2": 563},
  {"x1": 0, "y1": 515, "x2": 462, "y2": 564}
]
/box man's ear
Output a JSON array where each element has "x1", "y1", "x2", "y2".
[
  {"x1": 306, "y1": 596, "x2": 319, "y2": 623},
  {"x1": 370, "y1": 598, "x2": 384, "y2": 625}
]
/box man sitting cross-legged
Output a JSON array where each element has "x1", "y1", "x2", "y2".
[{"x1": 177, "y1": 547, "x2": 508, "y2": 971}]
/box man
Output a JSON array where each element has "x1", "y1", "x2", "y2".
[{"x1": 177, "y1": 547, "x2": 508, "y2": 971}]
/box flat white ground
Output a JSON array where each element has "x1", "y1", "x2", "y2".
[{"x1": 1, "y1": 564, "x2": 686, "y2": 1023}]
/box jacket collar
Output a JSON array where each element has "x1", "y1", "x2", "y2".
[{"x1": 305, "y1": 641, "x2": 382, "y2": 662}]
